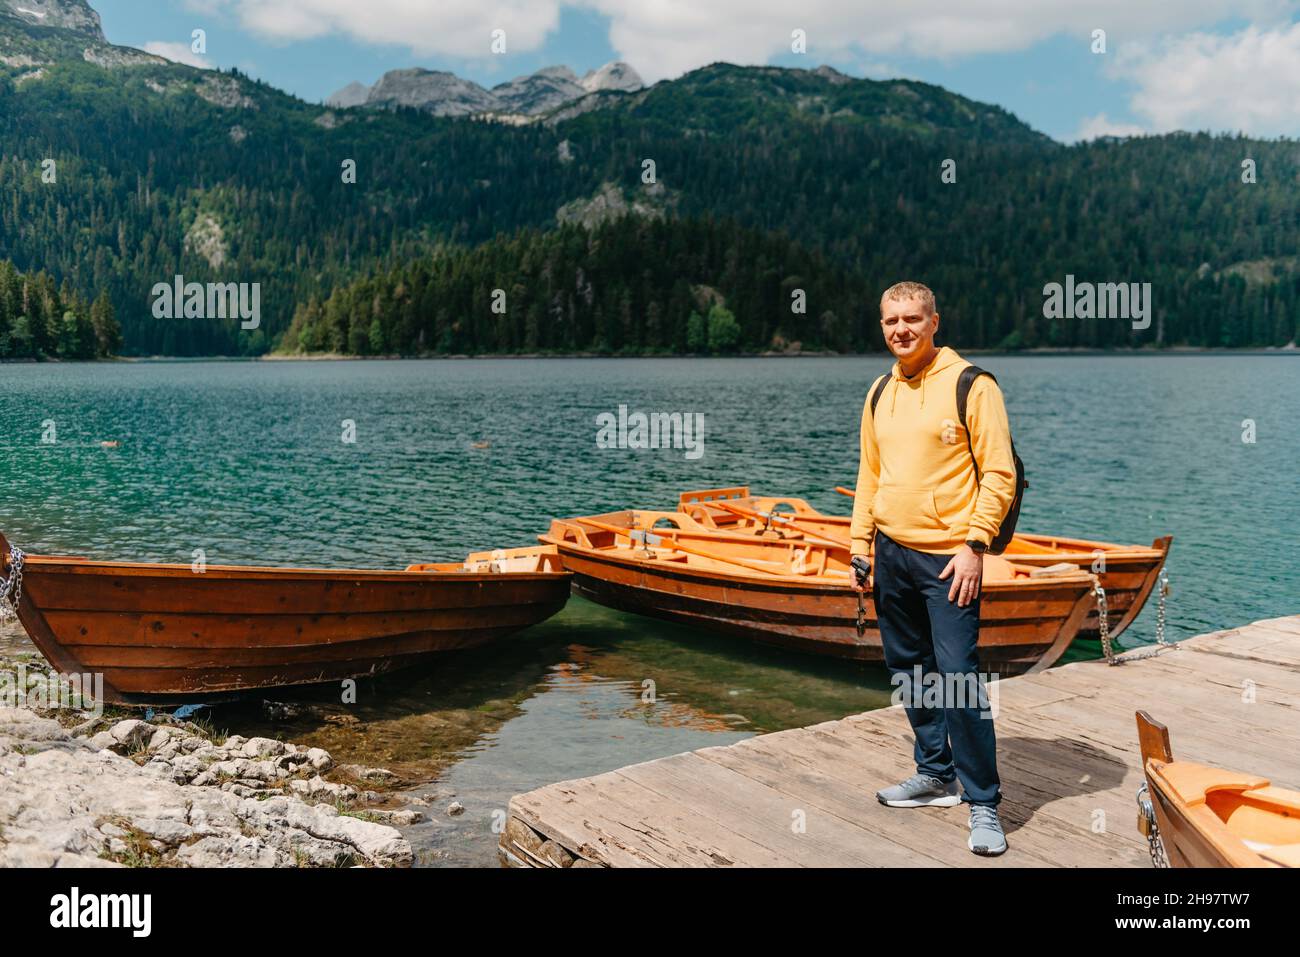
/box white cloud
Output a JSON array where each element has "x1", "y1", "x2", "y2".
[
  {"x1": 143, "y1": 41, "x2": 213, "y2": 69},
  {"x1": 190, "y1": 1, "x2": 561, "y2": 57},
  {"x1": 580, "y1": 0, "x2": 1299, "y2": 82},
  {"x1": 183, "y1": 1, "x2": 1300, "y2": 82},
  {"x1": 1073, "y1": 112, "x2": 1148, "y2": 141},
  {"x1": 1109, "y1": 24, "x2": 1300, "y2": 136}
]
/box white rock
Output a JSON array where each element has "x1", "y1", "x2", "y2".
[
  {"x1": 206, "y1": 758, "x2": 254, "y2": 779},
  {"x1": 132, "y1": 818, "x2": 195, "y2": 846},
  {"x1": 0, "y1": 707, "x2": 71, "y2": 742},
  {"x1": 274, "y1": 751, "x2": 309, "y2": 770},
  {"x1": 108, "y1": 719, "x2": 153, "y2": 750},
  {"x1": 176, "y1": 836, "x2": 284, "y2": 868},
  {"x1": 282, "y1": 829, "x2": 356, "y2": 866},
  {"x1": 368, "y1": 808, "x2": 424, "y2": 826},
  {"x1": 289, "y1": 775, "x2": 357, "y2": 802},
  {"x1": 242, "y1": 737, "x2": 286, "y2": 758},
  {"x1": 85, "y1": 731, "x2": 117, "y2": 751}
]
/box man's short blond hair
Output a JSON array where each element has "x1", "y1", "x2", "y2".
[{"x1": 880, "y1": 281, "x2": 936, "y2": 316}]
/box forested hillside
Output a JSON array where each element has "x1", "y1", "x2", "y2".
[
  {"x1": 279, "y1": 216, "x2": 871, "y2": 355},
  {"x1": 0, "y1": 259, "x2": 119, "y2": 359},
  {"x1": 2, "y1": 1, "x2": 1298, "y2": 356}
]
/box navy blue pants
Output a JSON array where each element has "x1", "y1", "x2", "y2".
[{"x1": 873, "y1": 531, "x2": 1001, "y2": 807}]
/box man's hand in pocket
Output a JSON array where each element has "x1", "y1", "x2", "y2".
[{"x1": 939, "y1": 545, "x2": 983, "y2": 607}]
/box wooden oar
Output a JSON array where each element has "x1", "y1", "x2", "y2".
[
  {"x1": 708, "y1": 500, "x2": 851, "y2": 550},
  {"x1": 834, "y1": 486, "x2": 855, "y2": 498},
  {"x1": 573, "y1": 516, "x2": 797, "y2": 577}
]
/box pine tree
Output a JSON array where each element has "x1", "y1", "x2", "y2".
[{"x1": 90, "y1": 290, "x2": 121, "y2": 357}]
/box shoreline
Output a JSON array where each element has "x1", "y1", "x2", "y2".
[
  {"x1": 7, "y1": 345, "x2": 1297, "y2": 363},
  {"x1": 0, "y1": 629, "x2": 432, "y2": 868}
]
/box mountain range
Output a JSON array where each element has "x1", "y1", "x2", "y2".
[
  {"x1": 327, "y1": 61, "x2": 643, "y2": 119},
  {"x1": 1, "y1": 0, "x2": 1297, "y2": 357}
]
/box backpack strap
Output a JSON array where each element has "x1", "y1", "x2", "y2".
[
  {"x1": 957, "y1": 365, "x2": 996, "y2": 478},
  {"x1": 868, "y1": 374, "x2": 891, "y2": 417}
]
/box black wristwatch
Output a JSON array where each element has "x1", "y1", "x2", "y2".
[{"x1": 965, "y1": 540, "x2": 987, "y2": 553}]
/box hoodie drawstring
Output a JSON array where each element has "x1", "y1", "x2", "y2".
[
  {"x1": 891, "y1": 349, "x2": 943, "y2": 414},
  {"x1": 889, "y1": 356, "x2": 930, "y2": 408}
]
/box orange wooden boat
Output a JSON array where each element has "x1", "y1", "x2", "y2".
[
  {"x1": 1136, "y1": 711, "x2": 1300, "y2": 867},
  {"x1": 677, "y1": 486, "x2": 1172, "y2": 645},
  {"x1": 0, "y1": 532, "x2": 570, "y2": 704},
  {"x1": 540, "y1": 509, "x2": 1097, "y2": 675}
]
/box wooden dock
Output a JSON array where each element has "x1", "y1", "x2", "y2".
[{"x1": 500, "y1": 616, "x2": 1300, "y2": 867}]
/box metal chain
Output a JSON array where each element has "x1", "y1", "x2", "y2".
[
  {"x1": 0, "y1": 546, "x2": 25, "y2": 625},
  {"x1": 1136, "y1": 783, "x2": 1169, "y2": 868},
  {"x1": 1093, "y1": 578, "x2": 1113, "y2": 660},
  {"x1": 1095, "y1": 566, "x2": 1176, "y2": 666},
  {"x1": 1153, "y1": 567, "x2": 1170, "y2": 648}
]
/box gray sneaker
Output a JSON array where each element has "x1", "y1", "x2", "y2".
[
  {"x1": 968, "y1": 804, "x2": 1008, "y2": 856},
  {"x1": 876, "y1": 773, "x2": 961, "y2": 808}
]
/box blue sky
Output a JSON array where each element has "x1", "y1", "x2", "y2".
[{"x1": 93, "y1": 1, "x2": 1300, "y2": 142}]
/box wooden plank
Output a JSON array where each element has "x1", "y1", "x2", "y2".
[
  {"x1": 995, "y1": 660, "x2": 1300, "y2": 770},
  {"x1": 990, "y1": 690, "x2": 1299, "y2": 781},
  {"x1": 614, "y1": 752, "x2": 909, "y2": 867},
  {"x1": 509, "y1": 771, "x2": 713, "y2": 867},
  {"x1": 707, "y1": 728, "x2": 1069, "y2": 866},
  {"x1": 822, "y1": 716, "x2": 1146, "y2": 865},
  {"x1": 694, "y1": 738, "x2": 972, "y2": 867},
  {"x1": 503, "y1": 616, "x2": 1300, "y2": 868},
  {"x1": 778, "y1": 719, "x2": 1095, "y2": 865}
]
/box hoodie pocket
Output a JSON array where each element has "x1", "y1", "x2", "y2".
[{"x1": 872, "y1": 486, "x2": 949, "y2": 532}]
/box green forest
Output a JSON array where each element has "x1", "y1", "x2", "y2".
[
  {"x1": 0, "y1": 259, "x2": 119, "y2": 359},
  {"x1": 2, "y1": 37, "x2": 1299, "y2": 357},
  {"x1": 280, "y1": 217, "x2": 870, "y2": 355}
]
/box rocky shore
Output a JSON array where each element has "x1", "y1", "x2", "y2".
[{"x1": 0, "y1": 658, "x2": 423, "y2": 867}]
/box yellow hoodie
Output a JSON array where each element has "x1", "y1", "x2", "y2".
[{"x1": 849, "y1": 345, "x2": 1016, "y2": 555}]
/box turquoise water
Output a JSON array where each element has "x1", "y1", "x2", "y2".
[{"x1": 2, "y1": 355, "x2": 1297, "y2": 864}]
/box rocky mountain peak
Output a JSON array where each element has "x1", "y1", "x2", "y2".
[
  {"x1": 2, "y1": 0, "x2": 103, "y2": 40},
  {"x1": 366, "y1": 67, "x2": 500, "y2": 116},
  {"x1": 325, "y1": 80, "x2": 371, "y2": 109},
  {"x1": 580, "y1": 61, "x2": 642, "y2": 93},
  {"x1": 327, "y1": 59, "x2": 643, "y2": 120}
]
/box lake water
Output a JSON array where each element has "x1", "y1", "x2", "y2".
[{"x1": 1, "y1": 355, "x2": 1296, "y2": 865}]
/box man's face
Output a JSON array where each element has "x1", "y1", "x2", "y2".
[{"x1": 880, "y1": 297, "x2": 939, "y2": 362}]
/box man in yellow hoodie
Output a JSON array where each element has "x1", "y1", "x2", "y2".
[{"x1": 850, "y1": 281, "x2": 1017, "y2": 857}]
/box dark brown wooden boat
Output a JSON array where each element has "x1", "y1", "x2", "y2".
[
  {"x1": 677, "y1": 486, "x2": 1172, "y2": 644},
  {"x1": 0, "y1": 532, "x2": 570, "y2": 704},
  {"x1": 1137, "y1": 711, "x2": 1300, "y2": 867},
  {"x1": 540, "y1": 509, "x2": 1097, "y2": 675}
]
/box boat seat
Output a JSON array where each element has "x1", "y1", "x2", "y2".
[{"x1": 1152, "y1": 760, "x2": 1271, "y2": 806}]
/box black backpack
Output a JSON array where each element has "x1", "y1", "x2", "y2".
[{"x1": 869, "y1": 365, "x2": 1027, "y2": 555}]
